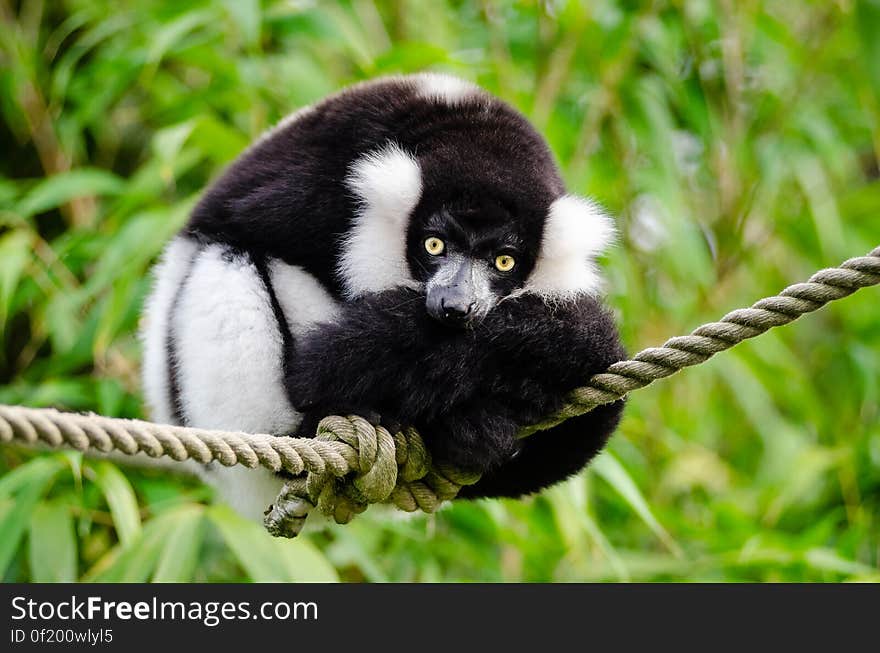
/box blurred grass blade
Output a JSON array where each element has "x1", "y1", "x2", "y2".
[
  {"x1": 15, "y1": 168, "x2": 124, "y2": 217},
  {"x1": 547, "y1": 480, "x2": 630, "y2": 581},
  {"x1": 28, "y1": 500, "x2": 77, "y2": 582},
  {"x1": 208, "y1": 504, "x2": 338, "y2": 582},
  {"x1": 152, "y1": 120, "x2": 197, "y2": 167},
  {"x1": 0, "y1": 229, "x2": 32, "y2": 329},
  {"x1": 276, "y1": 537, "x2": 340, "y2": 582},
  {"x1": 152, "y1": 505, "x2": 205, "y2": 582},
  {"x1": 0, "y1": 455, "x2": 66, "y2": 498},
  {"x1": 88, "y1": 461, "x2": 142, "y2": 546},
  {"x1": 208, "y1": 504, "x2": 296, "y2": 581},
  {"x1": 591, "y1": 453, "x2": 682, "y2": 557},
  {"x1": 803, "y1": 548, "x2": 877, "y2": 578},
  {"x1": 85, "y1": 508, "x2": 183, "y2": 582},
  {"x1": 222, "y1": 0, "x2": 261, "y2": 49},
  {"x1": 146, "y1": 9, "x2": 216, "y2": 66},
  {"x1": 0, "y1": 459, "x2": 63, "y2": 576},
  {"x1": 856, "y1": 0, "x2": 880, "y2": 93}
]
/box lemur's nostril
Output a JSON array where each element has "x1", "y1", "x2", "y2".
[{"x1": 440, "y1": 298, "x2": 473, "y2": 321}]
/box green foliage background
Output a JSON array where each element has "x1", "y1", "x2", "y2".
[{"x1": 1, "y1": 0, "x2": 879, "y2": 582}]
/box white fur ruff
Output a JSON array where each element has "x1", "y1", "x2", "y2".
[
  {"x1": 525, "y1": 194, "x2": 616, "y2": 299},
  {"x1": 339, "y1": 142, "x2": 423, "y2": 298}
]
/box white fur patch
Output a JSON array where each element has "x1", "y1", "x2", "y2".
[
  {"x1": 269, "y1": 260, "x2": 341, "y2": 333},
  {"x1": 146, "y1": 251, "x2": 344, "y2": 521},
  {"x1": 525, "y1": 195, "x2": 616, "y2": 299},
  {"x1": 198, "y1": 261, "x2": 342, "y2": 520},
  {"x1": 172, "y1": 244, "x2": 300, "y2": 435},
  {"x1": 339, "y1": 143, "x2": 422, "y2": 297},
  {"x1": 140, "y1": 236, "x2": 199, "y2": 425},
  {"x1": 412, "y1": 72, "x2": 480, "y2": 104}
]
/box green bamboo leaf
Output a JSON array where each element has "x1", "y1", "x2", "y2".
[
  {"x1": 591, "y1": 453, "x2": 682, "y2": 557},
  {"x1": 0, "y1": 460, "x2": 63, "y2": 576},
  {"x1": 44, "y1": 293, "x2": 83, "y2": 354},
  {"x1": 856, "y1": 0, "x2": 880, "y2": 92},
  {"x1": 58, "y1": 450, "x2": 83, "y2": 485},
  {"x1": 95, "y1": 378, "x2": 126, "y2": 418},
  {"x1": 803, "y1": 548, "x2": 877, "y2": 578},
  {"x1": 92, "y1": 274, "x2": 138, "y2": 355},
  {"x1": 2, "y1": 379, "x2": 95, "y2": 410},
  {"x1": 0, "y1": 177, "x2": 19, "y2": 208},
  {"x1": 208, "y1": 504, "x2": 295, "y2": 581},
  {"x1": 83, "y1": 209, "x2": 185, "y2": 299},
  {"x1": 16, "y1": 168, "x2": 124, "y2": 217},
  {"x1": 276, "y1": 536, "x2": 340, "y2": 582},
  {"x1": 373, "y1": 42, "x2": 449, "y2": 73},
  {"x1": 86, "y1": 509, "x2": 181, "y2": 583},
  {"x1": 547, "y1": 479, "x2": 629, "y2": 581},
  {"x1": 190, "y1": 116, "x2": 249, "y2": 164},
  {"x1": 0, "y1": 456, "x2": 66, "y2": 498},
  {"x1": 146, "y1": 9, "x2": 216, "y2": 65},
  {"x1": 152, "y1": 120, "x2": 197, "y2": 165},
  {"x1": 152, "y1": 505, "x2": 206, "y2": 582},
  {"x1": 88, "y1": 461, "x2": 142, "y2": 546},
  {"x1": 222, "y1": 0, "x2": 261, "y2": 49},
  {"x1": 28, "y1": 500, "x2": 78, "y2": 582},
  {"x1": 0, "y1": 229, "x2": 32, "y2": 328},
  {"x1": 208, "y1": 504, "x2": 337, "y2": 582}
]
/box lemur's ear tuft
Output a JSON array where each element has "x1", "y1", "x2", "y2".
[
  {"x1": 411, "y1": 72, "x2": 481, "y2": 105},
  {"x1": 339, "y1": 143, "x2": 423, "y2": 297},
  {"x1": 525, "y1": 194, "x2": 616, "y2": 299}
]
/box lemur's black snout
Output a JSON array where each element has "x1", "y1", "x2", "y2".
[
  {"x1": 427, "y1": 259, "x2": 477, "y2": 327},
  {"x1": 441, "y1": 297, "x2": 474, "y2": 323},
  {"x1": 427, "y1": 291, "x2": 475, "y2": 327}
]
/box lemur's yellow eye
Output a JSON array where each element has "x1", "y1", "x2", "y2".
[
  {"x1": 425, "y1": 237, "x2": 445, "y2": 255},
  {"x1": 495, "y1": 254, "x2": 516, "y2": 272}
]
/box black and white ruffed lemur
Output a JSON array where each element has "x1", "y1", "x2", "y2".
[{"x1": 141, "y1": 74, "x2": 626, "y2": 520}]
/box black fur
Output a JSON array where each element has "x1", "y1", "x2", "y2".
[
  {"x1": 253, "y1": 255, "x2": 296, "y2": 392},
  {"x1": 286, "y1": 288, "x2": 625, "y2": 497}
]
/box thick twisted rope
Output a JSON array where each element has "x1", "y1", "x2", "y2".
[
  {"x1": 521, "y1": 246, "x2": 880, "y2": 435},
  {"x1": 0, "y1": 406, "x2": 481, "y2": 537},
  {"x1": 1, "y1": 247, "x2": 878, "y2": 537},
  {"x1": 263, "y1": 416, "x2": 479, "y2": 537}
]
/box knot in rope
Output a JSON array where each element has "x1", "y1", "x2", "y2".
[{"x1": 263, "y1": 416, "x2": 480, "y2": 537}]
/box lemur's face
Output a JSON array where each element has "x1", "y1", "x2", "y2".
[
  {"x1": 345, "y1": 142, "x2": 612, "y2": 326},
  {"x1": 408, "y1": 203, "x2": 536, "y2": 328}
]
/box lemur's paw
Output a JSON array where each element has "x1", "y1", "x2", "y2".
[
  {"x1": 357, "y1": 409, "x2": 403, "y2": 436},
  {"x1": 298, "y1": 406, "x2": 404, "y2": 438}
]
